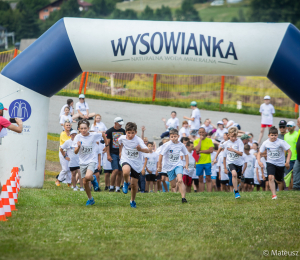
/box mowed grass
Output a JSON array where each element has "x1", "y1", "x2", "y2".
[{"x1": 1, "y1": 179, "x2": 300, "y2": 260}]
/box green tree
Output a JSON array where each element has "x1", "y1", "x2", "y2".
[
  {"x1": 155, "y1": 5, "x2": 173, "y2": 21},
  {"x1": 112, "y1": 9, "x2": 138, "y2": 19},
  {"x1": 17, "y1": 0, "x2": 50, "y2": 14},
  {"x1": 18, "y1": 7, "x2": 40, "y2": 39},
  {"x1": 175, "y1": 0, "x2": 201, "y2": 21},
  {"x1": 91, "y1": 0, "x2": 116, "y2": 17},
  {"x1": 0, "y1": 1, "x2": 11, "y2": 11},
  {"x1": 140, "y1": 5, "x2": 154, "y2": 20},
  {"x1": 59, "y1": 0, "x2": 80, "y2": 17}
]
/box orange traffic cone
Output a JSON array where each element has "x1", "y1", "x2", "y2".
[
  {"x1": 4, "y1": 181, "x2": 17, "y2": 211},
  {"x1": 0, "y1": 198, "x2": 8, "y2": 221},
  {"x1": 9, "y1": 176, "x2": 18, "y2": 203},
  {"x1": 1, "y1": 185, "x2": 12, "y2": 217}
]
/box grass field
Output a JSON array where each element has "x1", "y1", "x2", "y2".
[{"x1": 1, "y1": 176, "x2": 300, "y2": 260}]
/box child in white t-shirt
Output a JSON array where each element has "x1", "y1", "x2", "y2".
[
  {"x1": 142, "y1": 142, "x2": 158, "y2": 193},
  {"x1": 158, "y1": 129, "x2": 189, "y2": 203},
  {"x1": 201, "y1": 119, "x2": 216, "y2": 134},
  {"x1": 217, "y1": 149, "x2": 229, "y2": 192},
  {"x1": 93, "y1": 142, "x2": 104, "y2": 190},
  {"x1": 74, "y1": 94, "x2": 96, "y2": 120},
  {"x1": 119, "y1": 122, "x2": 149, "y2": 208},
  {"x1": 242, "y1": 144, "x2": 256, "y2": 192},
  {"x1": 211, "y1": 144, "x2": 218, "y2": 192},
  {"x1": 178, "y1": 120, "x2": 190, "y2": 141},
  {"x1": 215, "y1": 121, "x2": 228, "y2": 142},
  {"x1": 258, "y1": 96, "x2": 275, "y2": 144},
  {"x1": 60, "y1": 106, "x2": 72, "y2": 130},
  {"x1": 181, "y1": 141, "x2": 195, "y2": 193},
  {"x1": 258, "y1": 126, "x2": 291, "y2": 199},
  {"x1": 161, "y1": 111, "x2": 180, "y2": 139},
  {"x1": 222, "y1": 118, "x2": 245, "y2": 137},
  {"x1": 91, "y1": 114, "x2": 107, "y2": 133},
  {"x1": 255, "y1": 151, "x2": 268, "y2": 191}
]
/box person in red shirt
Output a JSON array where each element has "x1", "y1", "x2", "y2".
[{"x1": 0, "y1": 102, "x2": 23, "y2": 133}]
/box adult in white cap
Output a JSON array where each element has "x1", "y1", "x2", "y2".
[
  {"x1": 292, "y1": 117, "x2": 300, "y2": 190},
  {"x1": 214, "y1": 120, "x2": 228, "y2": 142},
  {"x1": 284, "y1": 121, "x2": 298, "y2": 189},
  {"x1": 74, "y1": 94, "x2": 96, "y2": 120},
  {"x1": 183, "y1": 101, "x2": 201, "y2": 138},
  {"x1": 0, "y1": 102, "x2": 23, "y2": 134},
  {"x1": 105, "y1": 117, "x2": 126, "y2": 192},
  {"x1": 258, "y1": 95, "x2": 275, "y2": 144}
]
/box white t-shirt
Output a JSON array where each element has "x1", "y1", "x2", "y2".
[
  {"x1": 226, "y1": 120, "x2": 239, "y2": 129},
  {"x1": 260, "y1": 138, "x2": 290, "y2": 166},
  {"x1": 242, "y1": 153, "x2": 256, "y2": 179},
  {"x1": 211, "y1": 151, "x2": 217, "y2": 177},
  {"x1": 60, "y1": 139, "x2": 80, "y2": 168},
  {"x1": 179, "y1": 127, "x2": 190, "y2": 141},
  {"x1": 217, "y1": 151, "x2": 229, "y2": 181},
  {"x1": 73, "y1": 132, "x2": 103, "y2": 165},
  {"x1": 102, "y1": 152, "x2": 112, "y2": 170},
  {"x1": 250, "y1": 149, "x2": 258, "y2": 156},
  {"x1": 190, "y1": 108, "x2": 201, "y2": 130},
  {"x1": 118, "y1": 135, "x2": 147, "y2": 173},
  {"x1": 160, "y1": 141, "x2": 188, "y2": 172},
  {"x1": 215, "y1": 128, "x2": 228, "y2": 142},
  {"x1": 255, "y1": 157, "x2": 267, "y2": 182},
  {"x1": 166, "y1": 117, "x2": 179, "y2": 131},
  {"x1": 223, "y1": 139, "x2": 244, "y2": 166},
  {"x1": 59, "y1": 104, "x2": 73, "y2": 117},
  {"x1": 144, "y1": 152, "x2": 159, "y2": 174},
  {"x1": 76, "y1": 101, "x2": 89, "y2": 115},
  {"x1": 60, "y1": 115, "x2": 72, "y2": 129},
  {"x1": 93, "y1": 144, "x2": 102, "y2": 170},
  {"x1": 201, "y1": 124, "x2": 214, "y2": 133},
  {"x1": 259, "y1": 103, "x2": 275, "y2": 125},
  {"x1": 91, "y1": 122, "x2": 107, "y2": 132},
  {"x1": 182, "y1": 151, "x2": 196, "y2": 177}
]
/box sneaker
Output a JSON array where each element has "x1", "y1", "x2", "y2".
[
  {"x1": 91, "y1": 175, "x2": 99, "y2": 191},
  {"x1": 182, "y1": 198, "x2": 188, "y2": 203},
  {"x1": 116, "y1": 189, "x2": 120, "y2": 192},
  {"x1": 122, "y1": 182, "x2": 129, "y2": 194},
  {"x1": 272, "y1": 195, "x2": 277, "y2": 200},
  {"x1": 86, "y1": 198, "x2": 95, "y2": 206},
  {"x1": 105, "y1": 186, "x2": 108, "y2": 191},
  {"x1": 73, "y1": 187, "x2": 78, "y2": 191},
  {"x1": 80, "y1": 188, "x2": 84, "y2": 191},
  {"x1": 235, "y1": 192, "x2": 241, "y2": 199},
  {"x1": 130, "y1": 201, "x2": 137, "y2": 208},
  {"x1": 109, "y1": 188, "x2": 115, "y2": 192},
  {"x1": 55, "y1": 180, "x2": 60, "y2": 187},
  {"x1": 94, "y1": 187, "x2": 101, "y2": 192}
]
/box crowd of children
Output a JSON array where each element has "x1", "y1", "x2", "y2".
[{"x1": 56, "y1": 95, "x2": 296, "y2": 207}]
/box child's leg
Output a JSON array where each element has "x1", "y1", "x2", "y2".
[
  {"x1": 161, "y1": 175, "x2": 168, "y2": 192},
  {"x1": 72, "y1": 170, "x2": 77, "y2": 188},
  {"x1": 131, "y1": 177, "x2": 139, "y2": 202},
  {"x1": 198, "y1": 175, "x2": 204, "y2": 192},
  {"x1": 206, "y1": 175, "x2": 212, "y2": 192},
  {"x1": 258, "y1": 127, "x2": 265, "y2": 144},
  {"x1": 84, "y1": 169, "x2": 94, "y2": 199},
  {"x1": 122, "y1": 165, "x2": 131, "y2": 183},
  {"x1": 146, "y1": 181, "x2": 149, "y2": 192},
  {"x1": 154, "y1": 181, "x2": 158, "y2": 192},
  {"x1": 268, "y1": 175, "x2": 276, "y2": 196},
  {"x1": 176, "y1": 174, "x2": 186, "y2": 199},
  {"x1": 77, "y1": 170, "x2": 83, "y2": 188},
  {"x1": 105, "y1": 172, "x2": 110, "y2": 187},
  {"x1": 186, "y1": 184, "x2": 191, "y2": 193},
  {"x1": 265, "y1": 181, "x2": 269, "y2": 191},
  {"x1": 231, "y1": 170, "x2": 238, "y2": 191},
  {"x1": 150, "y1": 181, "x2": 154, "y2": 191},
  {"x1": 212, "y1": 179, "x2": 216, "y2": 192}
]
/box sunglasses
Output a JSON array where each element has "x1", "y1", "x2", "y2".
[
  {"x1": 79, "y1": 98, "x2": 84, "y2": 100},
  {"x1": 279, "y1": 126, "x2": 286, "y2": 128},
  {"x1": 287, "y1": 125, "x2": 294, "y2": 127}
]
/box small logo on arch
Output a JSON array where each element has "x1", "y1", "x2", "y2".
[{"x1": 9, "y1": 99, "x2": 32, "y2": 122}]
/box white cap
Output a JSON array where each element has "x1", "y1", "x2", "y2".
[
  {"x1": 287, "y1": 121, "x2": 296, "y2": 127},
  {"x1": 79, "y1": 94, "x2": 85, "y2": 99},
  {"x1": 264, "y1": 95, "x2": 271, "y2": 100},
  {"x1": 217, "y1": 121, "x2": 223, "y2": 125},
  {"x1": 70, "y1": 130, "x2": 78, "y2": 135},
  {"x1": 114, "y1": 117, "x2": 124, "y2": 125}
]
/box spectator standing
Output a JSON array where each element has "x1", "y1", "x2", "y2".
[
  {"x1": 278, "y1": 120, "x2": 287, "y2": 140},
  {"x1": 183, "y1": 101, "x2": 201, "y2": 138},
  {"x1": 258, "y1": 95, "x2": 275, "y2": 144},
  {"x1": 292, "y1": 117, "x2": 300, "y2": 190},
  {"x1": 106, "y1": 117, "x2": 126, "y2": 192}
]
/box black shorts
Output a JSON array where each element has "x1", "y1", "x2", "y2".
[
  {"x1": 146, "y1": 174, "x2": 156, "y2": 182},
  {"x1": 244, "y1": 178, "x2": 254, "y2": 185},
  {"x1": 70, "y1": 166, "x2": 80, "y2": 171},
  {"x1": 159, "y1": 172, "x2": 168, "y2": 177},
  {"x1": 216, "y1": 172, "x2": 221, "y2": 188},
  {"x1": 94, "y1": 169, "x2": 102, "y2": 174},
  {"x1": 156, "y1": 174, "x2": 161, "y2": 180},
  {"x1": 193, "y1": 179, "x2": 199, "y2": 186},
  {"x1": 266, "y1": 163, "x2": 285, "y2": 182},
  {"x1": 122, "y1": 162, "x2": 140, "y2": 179},
  {"x1": 104, "y1": 169, "x2": 112, "y2": 174},
  {"x1": 228, "y1": 164, "x2": 243, "y2": 179},
  {"x1": 220, "y1": 180, "x2": 229, "y2": 185}
]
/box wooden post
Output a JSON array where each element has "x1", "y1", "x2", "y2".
[
  {"x1": 152, "y1": 74, "x2": 157, "y2": 102},
  {"x1": 83, "y1": 72, "x2": 89, "y2": 94},
  {"x1": 79, "y1": 72, "x2": 86, "y2": 94},
  {"x1": 220, "y1": 76, "x2": 225, "y2": 110}
]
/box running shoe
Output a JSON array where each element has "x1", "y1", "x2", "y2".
[
  {"x1": 272, "y1": 195, "x2": 277, "y2": 200},
  {"x1": 73, "y1": 187, "x2": 78, "y2": 191},
  {"x1": 235, "y1": 192, "x2": 241, "y2": 199},
  {"x1": 91, "y1": 175, "x2": 99, "y2": 191},
  {"x1": 105, "y1": 186, "x2": 108, "y2": 191},
  {"x1": 55, "y1": 180, "x2": 60, "y2": 187},
  {"x1": 182, "y1": 198, "x2": 188, "y2": 203},
  {"x1": 80, "y1": 188, "x2": 84, "y2": 191},
  {"x1": 130, "y1": 201, "x2": 137, "y2": 208},
  {"x1": 86, "y1": 198, "x2": 95, "y2": 206},
  {"x1": 122, "y1": 182, "x2": 129, "y2": 194},
  {"x1": 116, "y1": 189, "x2": 120, "y2": 192},
  {"x1": 109, "y1": 188, "x2": 115, "y2": 192}
]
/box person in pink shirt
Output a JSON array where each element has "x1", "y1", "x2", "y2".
[{"x1": 0, "y1": 102, "x2": 23, "y2": 133}]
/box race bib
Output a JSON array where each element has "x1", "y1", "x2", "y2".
[
  {"x1": 125, "y1": 149, "x2": 139, "y2": 160},
  {"x1": 188, "y1": 163, "x2": 195, "y2": 169},
  {"x1": 147, "y1": 161, "x2": 156, "y2": 168},
  {"x1": 81, "y1": 145, "x2": 92, "y2": 155},
  {"x1": 268, "y1": 149, "x2": 280, "y2": 159},
  {"x1": 228, "y1": 151, "x2": 239, "y2": 160},
  {"x1": 169, "y1": 153, "x2": 180, "y2": 163}
]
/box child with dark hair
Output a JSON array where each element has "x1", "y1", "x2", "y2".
[
  {"x1": 242, "y1": 144, "x2": 256, "y2": 192},
  {"x1": 119, "y1": 122, "x2": 149, "y2": 208},
  {"x1": 182, "y1": 141, "x2": 195, "y2": 193},
  {"x1": 258, "y1": 126, "x2": 291, "y2": 199},
  {"x1": 180, "y1": 136, "x2": 190, "y2": 144},
  {"x1": 156, "y1": 138, "x2": 170, "y2": 192},
  {"x1": 142, "y1": 142, "x2": 158, "y2": 193}
]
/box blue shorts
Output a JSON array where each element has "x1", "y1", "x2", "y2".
[
  {"x1": 211, "y1": 176, "x2": 217, "y2": 180},
  {"x1": 167, "y1": 166, "x2": 183, "y2": 181},
  {"x1": 111, "y1": 153, "x2": 122, "y2": 171},
  {"x1": 196, "y1": 163, "x2": 212, "y2": 176}
]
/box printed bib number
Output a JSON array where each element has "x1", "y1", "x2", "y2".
[
  {"x1": 169, "y1": 153, "x2": 180, "y2": 163},
  {"x1": 188, "y1": 163, "x2": 195, "y2": 169},
  {"x1": 228, "y1": 151, "x2": 239, "y2": 160},
  {"x1": 147, "y1": 161, "x2": 156, "y2": 168},
  {"x1": 268, "y1": 149, "x2": 280, "y2": 159},
  {"x1": 126, "y1": 149, "x2": 139, "y2": 159},
  {"x1": 82, "y1": 145, "x2": 92, "y2": 155}
]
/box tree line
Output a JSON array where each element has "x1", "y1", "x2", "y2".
[{"x1": 0, "y1": 0, "x2": 300, "y2": 43}]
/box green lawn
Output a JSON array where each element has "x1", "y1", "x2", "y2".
[{"x1": 1, "y1": 178, "x2": 299, "y2": 260}]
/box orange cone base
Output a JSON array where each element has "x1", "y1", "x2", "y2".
[
  {"x1": 0, "y1": 216, "x2": 8, "y2": 221},
  {"x1": 5, "y1": 212, "x2": 12, "y2": 217}
]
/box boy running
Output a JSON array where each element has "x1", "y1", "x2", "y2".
[
  {"x1": 120, "y1": 122, "x2": 149, "y2": 208},
  {"x1": 258, "y1": 126, "x2": 291, "y2": 199},
  {"x1": 158, "y1": 129, "x2": 189, "y2": 203}
]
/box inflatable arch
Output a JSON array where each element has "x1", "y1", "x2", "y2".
[{"x1": 1, "y1": 18, "x2": 300, "y2": 188}]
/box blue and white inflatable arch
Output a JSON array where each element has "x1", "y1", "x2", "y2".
[{"x1": 1, "y1": 18, "x2": 300, "y2": 188}]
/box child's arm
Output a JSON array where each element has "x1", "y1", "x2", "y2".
[
  {"x1": 261, "y1": 167, "x2": 266, "y2": 181},
  {"x1": 74, "y1": 141, "x2": 81, "y2": 154},
  {"x1": 119, "y1": 143, "x2": 123, "y2": 158},
  {"x1": 141, "y1": 126, "x2": 145, "y2": 140},
  {"x1": 102, "y1": 132, "x2": 108, "y2": 152},
  {"x1": 257, "y1": 151, "x2": 264, "y2": 168},
  {"x1": 242, "y1": 162, "x2": 247, "y2": 175},
  {"x1": 218, "y1": 166, "x2": 221, "y2": 180},
  {"x1": 213, "y1": 147, "x2": 222, "y2": 163},
  {"x1": 142, "y1": 158, "x2": 147, "y2": 175},
  {"x1": 184, "y1": 154, "x2": 189, "y2": 170},
  {"x1": 256, "y1": 167, "x2": 260, "y2": 184},
  {"x1": 98, "y1": 154, "x2": 101, "y2": 170},
  {"x1": 162, "y1": 118, "x2": 168, "y2": 129},
  {"x1": 227, "y1": 146, "x2": 243, "y2": 156},
  {"x1": 223, "y1": 157, "x2": 228, "y2": 174},
  {"x1": 137, "y1": 145, "x2": 149, "y2": 153},
  {"x1": 285, "y1": 149, "x2": 292, "y2": 169},
  {"x1": 157, "y1": 154, "x2": 163, "y2": 172}
]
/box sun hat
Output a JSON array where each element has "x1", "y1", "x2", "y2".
[
  {"x1": 79, "y1": 94, "x2": 85, "y2": 99},
  {"x1": 114, "y1": 117, "x2": 124, "y2": 125},
  {"x1": 190, "y1": 101, "x2": 197, "y2": 106}
]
